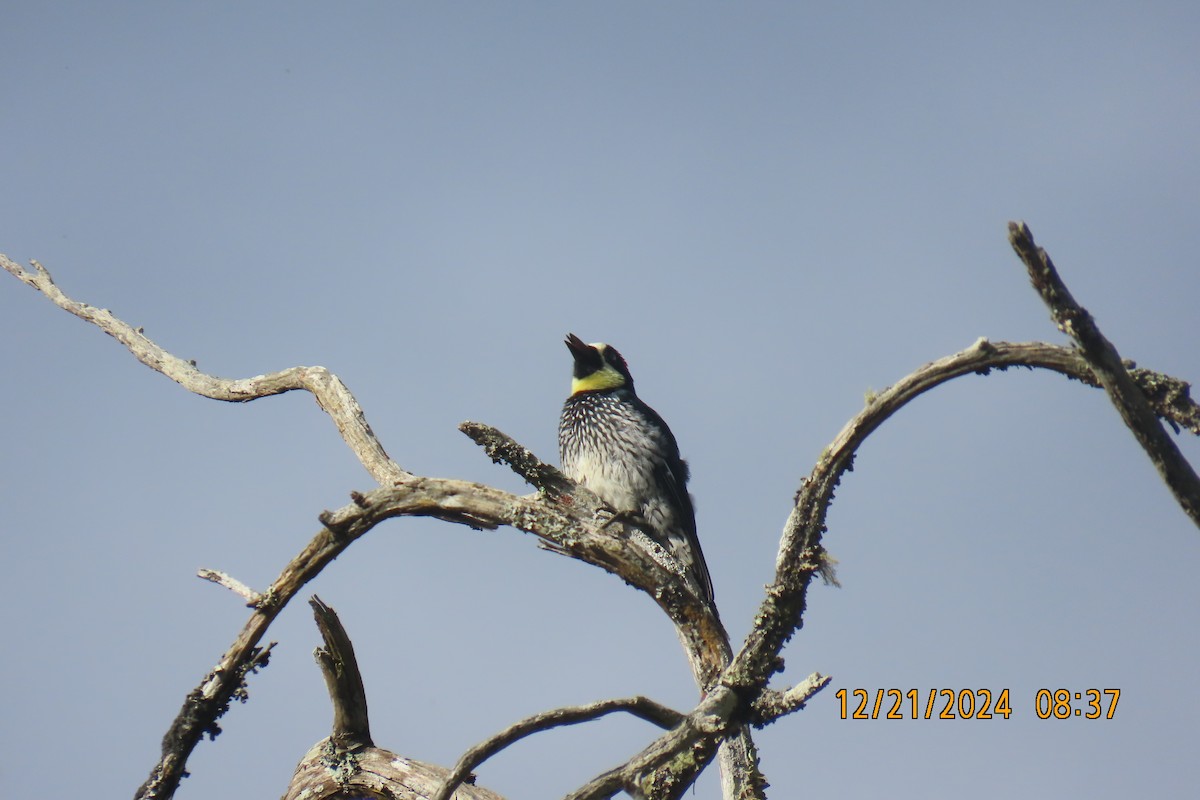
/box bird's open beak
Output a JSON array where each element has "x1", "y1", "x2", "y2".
[{"x1": 564, "y1": 333, "x2": 592, "y2": 360}]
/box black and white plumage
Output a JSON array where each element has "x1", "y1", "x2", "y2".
[{"x1": 558, "y1": 333, "x2": 715, "y2": 605}]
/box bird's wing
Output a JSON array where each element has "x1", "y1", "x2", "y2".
[{"x1": 654, "y1": 456, "x2": 715, "y2": 605}]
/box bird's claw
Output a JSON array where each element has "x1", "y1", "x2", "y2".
[
  {"x1": 595, "y1": 507, "x2": 626, "y2": 530},
  {"x1": 596, "y1": 508, "x2": 656, "y2": 535}
]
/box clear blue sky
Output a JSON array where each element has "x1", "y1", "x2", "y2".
[{"x1": 2, "y1": 3, "x2": 1198, "y2": 798}]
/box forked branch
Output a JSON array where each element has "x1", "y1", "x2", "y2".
[
  {"x1": 5, "y1": 234, "x2": 1196, "y2": 800},
  {"x1": 582, "y1": 333, "x2": 1199, "y2": 797}
]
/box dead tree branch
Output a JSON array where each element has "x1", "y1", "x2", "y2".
[
  {"x1": 6, "y1": 246, "x2": 1197, "y2": 800},
  {"x1": 137, "y1": 462, "x2": 724, "y2": 799},
  {"x1": 196, "y1": 569, "x2": 260, "y2": 604},
  {"x1": 727, "y1": 336, "x2": 1199, "y2": 700},
  {"x1": 460, "y1": 422, "x2": 763, "y2": 800},
  {"x1": 460, "y1": 423, "x2": 731, "y2": 686},
  {"x1": 431, "y1": 696, "x2": 686, "y2": 800},
  {"x1": 309, "y1": 596, "x2": 373, "y2": 748},
  {"x1": 0, "y1": 254, "x2": 405, "y2": 484},
  {"x1": 574, "y1": 333, "x2": 1199, "y2": 797},
  {"x1": 562, "y1": 686, "x2": 739, "y2": 800},
  {"x1": 284, "y1": 597, "x2": 505, "y2": 800},
  {"x1": 750, "y1": 672, "x2": 832, "y2": 725},
  {"x1": 1008, "y1": 221, "x2": 1200, "y2": 527}
]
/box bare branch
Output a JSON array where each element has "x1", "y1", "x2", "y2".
[
  {"x1": 1, "y1": 254, "x2": 406, "y2": 484},
  {"x1": 309, "y1": 596, "x2": 373, "y2": 747},
  {"x1": 461, "y1": 422, "x2": 761, "y2": 799},
  {"x1": 726, "y1": 337, "x2": 1200, "y2": 698},
  {"x1": 462, "y1": 423, "x2": 735, "y2": 686},
  {"x1": 129, "y1": 334, "x2": 1195, "y2": 800},
  {"x1": 285, "y1": 597, "x2": 509, "y2": 800},
  {"x1": 563, "y1": 686, "x2": 740, "y2": 800},
  {"x1": 431, "y1": 697, "x2": 686, "y2": 800},
  {"x1": 137, "y1": 468, "x2": 717, "y2": 800},
  {"x1": 459, "y1": 418, "x2": 757, "y2": 795},
  {"x1": 11, "y1": 250, "x2": 1196, "y2": 800},
  {"x1": 1008, "y1": 221, "x2": 1200, "y2": 527},
  {"x1": 603, "y1": 337, "x2": 1199, "y2": 799},
  {"x1": 196, "y1": 569, "x2": 260, "y2": 604},
  {"x1": 139, "y1": 642, "x2": 275, "y2": 799},
  {"x1": 750, "y1": 672, "x2": 832, "y2": 726},
  {"x1": 460, "y1": 420, "x2": 575, "y2": 496}
]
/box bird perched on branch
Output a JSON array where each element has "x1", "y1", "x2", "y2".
[{"x1": 558, "y1": 333, "x2": 715, "y2": 606}]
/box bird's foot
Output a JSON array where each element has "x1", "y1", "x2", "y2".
[{"x1": 596, "y1": 508, "x2": 654, "y2": 535}]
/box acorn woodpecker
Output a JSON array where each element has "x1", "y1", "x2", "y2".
[{"x1": 558, "y1": 333, "x2": 715, "y2": 605}]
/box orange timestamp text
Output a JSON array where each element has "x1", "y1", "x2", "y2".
[{"x1": 835, "y1": 688, "x2": 1120, "y2": 720}]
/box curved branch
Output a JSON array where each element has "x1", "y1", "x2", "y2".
[
  {"x1": 2, "y1": 249, "x2": 739, "y2": 800},
  {"x1": 727, "y1": 336, "x2": 1199, "y2": 697},
  {"x1": 562, "y1": 686, "x2": 739, "y2": 800},
  {"x1": 136, "y1": 467, "x2": 706, "y2": 800},
  {"x1": 11, "y1": 250, "x2": 1196, "y2": 800},
  {"x1": 1008, "y1": 221, "x2": 1200, "y2": 527},
  {"x1": 1, "y1": 255, "x2": 406, "y2": 484},
  {"x1": 431, "y1": 697, "x2": 686, "y2": 800},
  {"x1": 586, "y1": 336, "x2": 1199, "y2": 795},
  {"x1": 134, "y1": 337, "x2": 1197, "y2": 800}
]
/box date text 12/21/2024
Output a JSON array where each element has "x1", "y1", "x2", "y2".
[{"x1": 835, "y1": 688, "x2": 1121, "y2": 720}]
